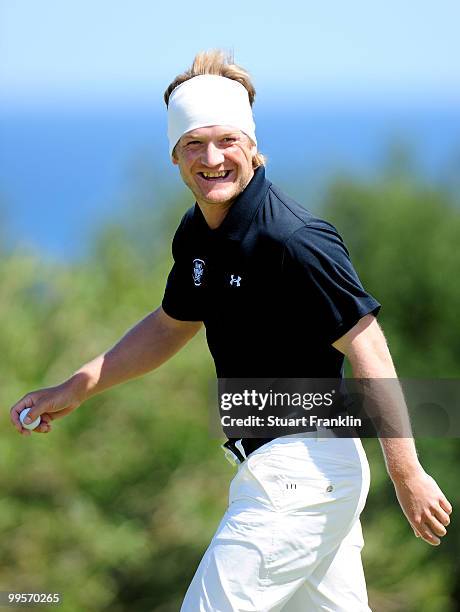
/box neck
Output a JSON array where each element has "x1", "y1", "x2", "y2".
[
  {"x1": 196, "y1": 199, "x2": 234, "y2": 229},
  {"x1": 194, "y1": 167, "x2": 256, "y2": 229}
]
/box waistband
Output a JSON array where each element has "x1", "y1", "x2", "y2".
[{"x1": 222, "y1": 430, "x2": 333, "y2": 466}]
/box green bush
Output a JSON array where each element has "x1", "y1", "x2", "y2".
[{"x1": 1, "y1": 158, "x2": 458, "y2": 611}]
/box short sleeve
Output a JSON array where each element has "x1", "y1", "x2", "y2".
[
  {"x1": 161, "y1": 214, "x2": 203, "y2": 322},
  {"x1": 283, "y1": 221, "x2": 381, "y2": 343}
]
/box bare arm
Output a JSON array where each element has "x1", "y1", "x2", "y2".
[
  {"x1": 69, "y1": 307, "x2": 202, "y2": 401},
  {"x1": 10, "y1": 307, "x2": 202, "y2": 434},
  {"x1": 333, "y1": 314, "x2": 452, "y2": 546},
  {"x1": 332, "y1": 315, "x2": 418, "y2": 475}
]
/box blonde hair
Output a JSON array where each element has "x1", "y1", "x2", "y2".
[{"x1": 164, "y1": 49, "x2": 267, "y2": 169}]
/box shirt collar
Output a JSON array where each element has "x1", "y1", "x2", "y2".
[{"x1": 193, "y1": 166, "x2": 271, "y2": 241}]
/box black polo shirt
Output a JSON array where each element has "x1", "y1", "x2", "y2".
[{"x1": 162, "y1": 166, "x2": 380, "y2": 378}]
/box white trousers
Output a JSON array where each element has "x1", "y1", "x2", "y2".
[{"x1": 181, "y1": 432, "x2": 372, "y2": 611}]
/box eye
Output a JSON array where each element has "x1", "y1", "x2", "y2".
[
  {"x1": 186, "y1": 140, "x2": 201, "y2": 146},
  {"x1": 222, "y1": 137, "x2": 236, "y2": 143}
]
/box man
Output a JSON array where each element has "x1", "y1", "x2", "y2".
[{"x1": 11, "y1": 50, "x2": 452, "y2": 611}]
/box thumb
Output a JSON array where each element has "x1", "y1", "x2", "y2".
[{"x1": 23, "y1": 398, "x2": 47, "y2": 424}]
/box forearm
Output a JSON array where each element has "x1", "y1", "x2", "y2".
[
  {"x1": 347, "y1": 324, "x2": 420, "y2": 480},
  {"x1": 66, "y1": 307, "x2": 201, "y2": 401}
]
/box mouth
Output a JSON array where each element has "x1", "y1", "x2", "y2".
[{"x1": 197, "y1": 170, "x2": 233, "y2": 182}]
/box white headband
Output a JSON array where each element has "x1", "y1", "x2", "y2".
[{"x1": 167, "y1": 74, "x2": 257, "y2": 157}]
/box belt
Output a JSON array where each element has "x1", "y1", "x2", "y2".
[
  {"x1": 221, "y1": 425, "x2": 341, "y2": 466},
  {"x1": 222, "y1": 437, "x2": 274, "y2": 465}
]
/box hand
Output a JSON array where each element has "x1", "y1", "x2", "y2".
[
  {"x1": 392, "y1": 467, "x2": 452, "y2": 546},
  {"x1": 10, "y1": 382, "x2": 82, "y2": 437}
]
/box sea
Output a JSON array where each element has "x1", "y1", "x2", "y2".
[{"x1": 1, "y1": 104, "x2": 459, "y2": 262}]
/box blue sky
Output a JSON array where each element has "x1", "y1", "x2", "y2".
[
  {"x1": 1, "y1": 0, "x2": 459, "y2": 110},
  {"x1": 1, "y1": 1, "x2": 459, "y2": 261}
]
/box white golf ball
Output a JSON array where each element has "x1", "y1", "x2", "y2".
[{"x1": 20, "y1": 408, "x2": 41, "y2": 431}]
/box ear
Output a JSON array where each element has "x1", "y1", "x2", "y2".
[
  {"x1": 171, "y1": 142, "x2": 180, "y2": 165},
  {"x1": 246, "y1": 135, "x2": 257, "y2": 158}
]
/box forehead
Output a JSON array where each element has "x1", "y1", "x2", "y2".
[{"x1": 181, "y1": 125, "x2": 244, "y2": 140}]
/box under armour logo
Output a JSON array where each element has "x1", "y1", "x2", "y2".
[{"x1": 229, "y1": 274, "x2": 242, "y2": 287}]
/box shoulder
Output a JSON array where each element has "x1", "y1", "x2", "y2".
[
  {"x1": 265, "y1": 183, "x2": 314, "y2": 236},
  {"x1": 263, "y1": 182, "x2": 342, "y2": 244},
  {"x1": 283, "y1": 221, "x2": 351, "y2": 273},
  {"x1": 285, "y1": 219, "x2": 347, "y2": 254},
  {"x1": 263, "y1": 182, "x2": 345, "y2": 252}
]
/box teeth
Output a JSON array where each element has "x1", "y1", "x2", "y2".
[{"x1": 202, "y1": 171, "x2": 228, "y2": 178}]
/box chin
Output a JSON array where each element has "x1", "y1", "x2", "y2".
[
  {"x1": 203, "y1": 192, "x2": 234, "y2": 204},
  {"x1": 199, "y1": 184, "x2": 237, "y2": 201}
]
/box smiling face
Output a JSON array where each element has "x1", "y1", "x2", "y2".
[{"x1": 172, "y1": 125, "x2": 257, "y2": 208}]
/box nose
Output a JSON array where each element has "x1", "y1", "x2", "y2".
[{"x1": 201, "y1": 142, "x2": 225, "y2": 167}]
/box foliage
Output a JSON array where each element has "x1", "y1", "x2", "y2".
[
  {"x1": 322, "y1": 164, "x2": 460, "y2": 612},
  {"x1": 1, "y1": 159, "x2": 459, "y2": 611}
]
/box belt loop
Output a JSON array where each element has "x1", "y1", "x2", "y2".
[
  {"x1": 221, "y1": 440, "x2": 246, "y2": 465},
  {"x1": 221, "y1": 443, "x2": 240, "y2": 466}
]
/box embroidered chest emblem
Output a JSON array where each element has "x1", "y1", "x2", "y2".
[{"x1": 192, "y1": 258, "x2": 205, "y2": 286}]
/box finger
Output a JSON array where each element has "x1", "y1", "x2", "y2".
[
  {"x1": 418, "y1": 527, "x2": 441, "y2": 546},
  {"x1": 33, "y1": 415, "x2": 52, "y2": 434},
  {"x1": 16, "y1": 408, "x2": 37, "y2": 434},
  {"x1": 440, "y1": 498, "x2": 453, "y2": 515},
  {"x1": 427, "y1": 516, "x2": 448, "y2": 538},
  {"x1": 434, "y1": 507, "x2": 451, "y2": 527},
  {"x1": 23, "y1": 400, "x2": 49, "y2": 426},
  {"x1": 15, "y1": 401, "x2": 49, "y2": 435},
  {"x1": 413, "y1": 527, "x2": 420, "y2": 538},
  {"x1": 10, "y1": 396, "x2": 34, "y2": 432}
]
